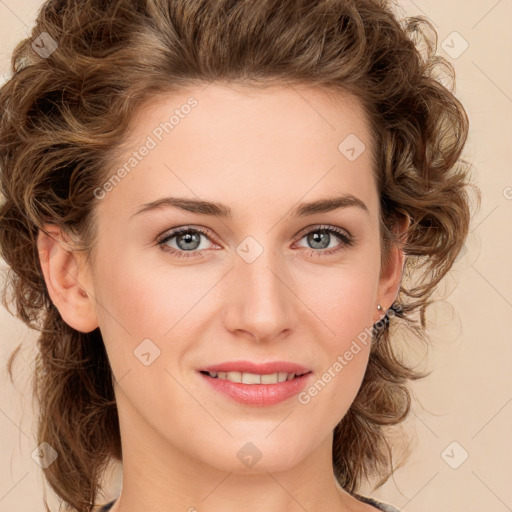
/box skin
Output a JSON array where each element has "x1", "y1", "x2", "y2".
[{"x1": 37, "y1": 82, "x2": 408, "y2": 512}]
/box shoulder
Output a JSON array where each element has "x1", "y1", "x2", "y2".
[{"x1": 353, "y1": 493, "x2": 401, "y2": 512}]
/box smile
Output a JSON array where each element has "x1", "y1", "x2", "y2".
[
  {"x1": 202, "y1": 371, "x2": 305, "y2": 384},
  {"x1": 199, "y1": 370, "x2": 312, "y2": 406}
]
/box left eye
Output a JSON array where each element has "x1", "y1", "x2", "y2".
[
  {"x1": 295, "y1": 225, "x2": 354, "y2": 253},
  {"x1": 157, "y1": 225, "x2": 354, "y2": 259}
]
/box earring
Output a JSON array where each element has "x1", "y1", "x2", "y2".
[{"x1": 377, "y1": 304, "x2": 382, "y2": 310}]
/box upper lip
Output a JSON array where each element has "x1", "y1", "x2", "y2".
[{"x1": 200, "y1": 360, "x2": 311, "y2": 375}]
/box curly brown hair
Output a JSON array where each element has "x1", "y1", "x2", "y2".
[{"x1": 0, "y1": 0, "x2": 480, "y2": 511}]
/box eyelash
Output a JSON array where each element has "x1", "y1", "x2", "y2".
[{"x1": 156, "y1": 224, "x2": 355, "y2": 259}]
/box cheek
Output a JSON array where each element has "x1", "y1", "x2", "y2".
[
  {"x1": 92, "y1": 247, "x2": 220, "y2": 380},
  {"x1": 296, "y1": 256, "x2": 379, "y2": 343},
  {"x1": 94, "y1": 246, "x2": 193, "y2": 336},
  {"x1": 293, "y1": 257, "x2": 378, "y2": 416},
  {"x1": 91, "y1": 249, "x2": 171, "y2": 377}
]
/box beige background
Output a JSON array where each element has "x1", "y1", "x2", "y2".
[{"x1": 1, "y1": 1, "x2": 511, "y2": 511}]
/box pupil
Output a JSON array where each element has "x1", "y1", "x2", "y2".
[
  {"x1": 309, "y1": 231, "x2": 329, "y2": 249},
  {"x1": 178, "y1": 232, "x2": 200, "y2": 250}
]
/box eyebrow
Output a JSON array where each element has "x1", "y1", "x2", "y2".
[{"x1": 129, "y1": 193, "x2": 369, "y2": 220}]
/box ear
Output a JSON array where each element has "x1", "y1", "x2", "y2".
[
  {"x1": 374, "y1": 212, "x2": 410, "y2": 323},
  {"x1": 37, "y1": 223, "x2": 99, "y2": 333}
]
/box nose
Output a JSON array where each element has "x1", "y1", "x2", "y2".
[{"x1": 221, "y1": 245, "x2": 299, "y2": 343}]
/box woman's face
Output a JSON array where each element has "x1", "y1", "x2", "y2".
[{"x1": 48, "y1": 83, "x2": 404, "y2": 477}]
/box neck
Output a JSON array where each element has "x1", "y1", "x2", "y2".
[{"x1": 107, "y1": 398, "x2": 360, "y2": 512}]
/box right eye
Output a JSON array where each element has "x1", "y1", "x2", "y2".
[{"x1": 157, "y1": 226, "x2": 219, "y2": 259}]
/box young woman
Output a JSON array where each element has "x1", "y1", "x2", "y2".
[{"x1": 0, "y1": 1, "x2": 478, "y2": 511}]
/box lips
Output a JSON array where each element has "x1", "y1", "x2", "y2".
[
  {"x1": 198, "y1": 360, "x2": 313, "y2": 406},
  {"x1": 199, "y1": 360, "x2": 311, "y2": 375},
  {"x1": 200, "y1": 371, "x2": 312, "y2": 405}
]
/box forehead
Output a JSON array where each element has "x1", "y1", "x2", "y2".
[
  {"x1": 133, "y1": 81, "x2": 371, "y2": 142},
  {"x1": 96, "y1": 82, "x2": 377, "y2": 223}
]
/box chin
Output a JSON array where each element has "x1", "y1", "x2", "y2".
[{"x1": 199, "y1": 435, "x2": 311, "y2": 474}]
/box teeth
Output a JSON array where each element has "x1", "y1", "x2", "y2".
[
  {"x1": 242, "y1": 372, "x2": 261, "y2": 384},
  {"x1": 207, "y1": 371, "x2": 297, "y2": 384}
]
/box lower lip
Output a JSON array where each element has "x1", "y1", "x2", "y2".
[{"x1": 199, "y1": 372, "x2": 312, "y2": 406}]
